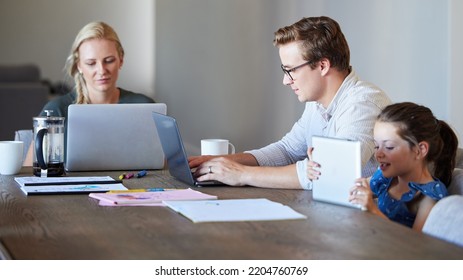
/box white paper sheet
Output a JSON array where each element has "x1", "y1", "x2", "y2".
[{"x1": 164, "y1": 198, "x2": 307, "y2": 223}]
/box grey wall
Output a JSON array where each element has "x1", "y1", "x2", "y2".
[
  {"x1": 0, "y1": 0, "x2": 155, "y2": 98},
  {"x1": 155, "y1": 0, "x2": 462, "y2": 155},
  {"x1": 1, "y1": 0, "x2": 461, "y2": 152},
  {"x1": 155, "y1": 0, "x2": 304, "y2": 155},
  {"x1": 450, "y1": 0, "x2": 463, "y2": 132}
]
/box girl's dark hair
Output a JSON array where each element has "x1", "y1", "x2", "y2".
[{"x1": 377, "y1": 102, "x2": 458, "y2": 186}]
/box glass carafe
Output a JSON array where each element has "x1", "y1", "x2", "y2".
[{"x1": 33, "y1": 110, "x2": 65, "y2": 177}]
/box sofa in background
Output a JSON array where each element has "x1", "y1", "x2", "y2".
[
  {"x1": 422, "y1": 148, "x2": 463, "y2": 247},
  {"x1": 423, "y1": 195, "x2": 463, "y2": 247},
  {"x1": 0, "y1": 64, "x2": 50, "y2": 140}
]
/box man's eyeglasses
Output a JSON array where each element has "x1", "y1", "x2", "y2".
[{"x1": 280, "y1": 61, "x2": 312, "y2": 81}]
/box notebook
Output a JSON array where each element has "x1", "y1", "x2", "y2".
[
  {"x1": 151, "y1": 112, "x2": 225, "y2": 186},
  {"x1": 66, "y1": 103, "x2": 167, "y2": 171},
  {"x1": 311, "y1": 136, "x2": 363, "y2": 209}
]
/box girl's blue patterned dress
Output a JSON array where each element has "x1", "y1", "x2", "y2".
[{"x1": 370, "y1": 169, "x2": 448, "y2": 228}]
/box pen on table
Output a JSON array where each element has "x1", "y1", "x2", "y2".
[
  {"x1": 108, "y1": 188, "x2": 173, "y2": 193},
  {"x1": 118, "y1": 173, "x2": 126, "y2": 180},
  {"x1": 125, "y1": 173, "x2": 134, "y2": 179},
  {"x1": 24, "y1": 180, "x2": 123, "y2": 186}
]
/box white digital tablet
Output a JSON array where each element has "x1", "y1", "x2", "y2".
[{"x1": 311, "y1": 135, "x2": 363, "y2": 209}]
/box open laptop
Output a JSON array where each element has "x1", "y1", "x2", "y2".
[
  {"x1": 311, "y1": 135, "x2": 363, "y2": 209},
  {"x1": 151, "y1": 112, "x2": 225, "y2": 186},
  {"x1": 66, "y1": 103, "x2": 167, "y2": 171}
]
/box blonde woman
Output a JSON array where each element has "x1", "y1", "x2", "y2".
[
  {"x1": 22, "y1": 22, "x2": 155, "y2": 166},
  {"x1": 40, "y1": 21, "x2": 154, "y2": 118}
]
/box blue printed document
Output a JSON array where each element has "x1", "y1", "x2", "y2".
[
  {"x1": 163, "y1": 198, "x2": 307, "y2": 223},
  {"x1": 14, "y1": 176, "x2": 127, "y2": 195}
]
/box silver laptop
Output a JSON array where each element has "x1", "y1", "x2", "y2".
[
  {"x1": 311, "y1": 136, "x2": 363, "y2": 209},
  {"x1": 66, "y1": 103, "x2": 167, "y2": 171},
  {"x1": 151, "y1": 112, "x2": 225, "y2": 186}
]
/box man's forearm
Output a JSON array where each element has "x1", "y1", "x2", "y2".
[
  {"x1": 226, "y1": 152, "x2": 259, "y2": 166},
  {"x1": 241, "y1": 164, "x2": 303, "y2": 189}
]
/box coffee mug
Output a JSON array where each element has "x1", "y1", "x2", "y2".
[
  {"x1": 0, "y1": 141, "x2": 24, "y2": 175},
  {"x1": 201, "y1": 139, "x2": 235, "y2": 156}
]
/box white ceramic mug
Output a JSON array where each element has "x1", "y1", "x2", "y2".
[
  {"x1": 201, "y1": 139, "x2": 235, "y2": 156},
  {"x1": 0, "y1": 141, "x2": 24, "y2": 175}
]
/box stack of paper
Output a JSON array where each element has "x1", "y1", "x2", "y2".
[
  {"x1": 89, "y1": 188, "x2": 217, "y2": 206},
  {"x1": 164, "y1": 198, "x2": 307, "y2": 223},
  {"x1": 14, "y1": 176, "x2": 127, "y2": 195}
]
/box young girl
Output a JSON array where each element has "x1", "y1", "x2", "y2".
[{"x1": 348, "y1": 102, "x2": 459, "y2": 231}]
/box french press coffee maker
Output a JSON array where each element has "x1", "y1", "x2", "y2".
[{"x1": 33, "y1": 110, "x2": 65, "y2": 177}]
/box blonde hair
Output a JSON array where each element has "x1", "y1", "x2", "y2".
[{"x1": 65, "y1": 21, "x2": 124, "y2": 104}]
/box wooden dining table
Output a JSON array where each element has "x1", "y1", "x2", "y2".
[{"x1": 1, "y1": 167, "x2": 463, "y2": 260}]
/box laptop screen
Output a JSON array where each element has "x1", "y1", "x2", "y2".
[
  {"x1": 66, "y1": 103, "x2": 167, "y2": 171},
  {"x1": 151, "y1": 112, "x2": 196, "y2": 185}
]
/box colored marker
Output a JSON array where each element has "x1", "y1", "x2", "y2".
[
  {"x1": 137, "y1": 170, "x2": 147, "y2": 178},
  {"x1": 118, "y1": 173, "x2": 126, "y2": 180},
  {"x1": 125, "y1": 173, "x2": 134, "y2": 179}
]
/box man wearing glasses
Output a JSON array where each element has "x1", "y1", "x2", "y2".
[{"x1": 189, "y1": 16, "x2": 391, "y2": 190}]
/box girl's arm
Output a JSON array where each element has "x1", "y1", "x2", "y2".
[{"x1": 413, "y1": 196, "x2": 437, "y2": 231}]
